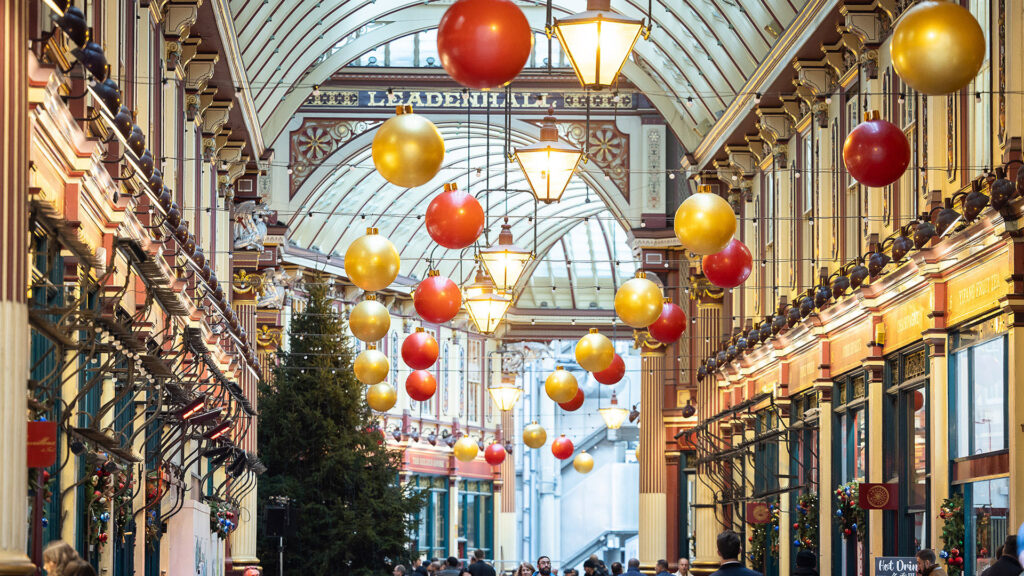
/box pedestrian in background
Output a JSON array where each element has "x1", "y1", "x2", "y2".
[
  {"x1": 518, "y1": 562, "x2": 535, "y2": 576},
  {"x1": 42, "y1": 540, "x2": 79, "y2": 576},
  {"x1": 610, "y1": 562, "x2": 623, "y2": 576},
  {"x1": 709, "y1": 530, "x2": 762, "y2": 576},
  {"x1": 470, "y1": 549, "x2": 497, "y2": 576},
  {"x1": 794, "y1": 550, "x2": 818, "y2": 576},
  {"x1": 980, "y1": 536, "x2": 1021, "y2": 576},
  {"x1": 655, "y1": 559, "x2": 673, "y2": 576}
]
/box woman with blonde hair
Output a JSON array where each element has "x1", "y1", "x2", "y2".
[{"x1": 42, "y1": 540, "x2": 79, "y2": 576}]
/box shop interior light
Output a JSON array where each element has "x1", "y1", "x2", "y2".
[
  {"x1": 514, "y1": 108, "x2": 583, "y2": 204},
  {"x1": 553, "y1": 0, "x2": 646, "y2": 89}
]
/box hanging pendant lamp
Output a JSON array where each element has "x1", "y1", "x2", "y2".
[
  {"x1": 514, "y1": 108, "x2": 583, "y2": 204},
  {"x1": 479, "y1": 217, "x2": 533, "y2": 291},
  {"x1": 599, "y1": 391, "x2": 629, "y2": 430},
  {"x1": 553, "y1": 0, "x2": 646, "y2": 89},
  {"x1": 488, "y1": 373, "x2": 523, "y2": 412},
  {"x1": 464, "y1": 268, "x2": 512, "y2": 334}
]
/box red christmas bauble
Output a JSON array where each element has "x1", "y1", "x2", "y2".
[
  {"x1": 414, "y1": 273, "x2": 462, "y2": 324},
  {"x1": 406, "y1": 370, "x2": 438, "y2": 402},
  {"x1": 793, "y1": 523, "x2": 800, "y2": 530},
  {"x1": 593, "y1": 353, "x2": 625, "y2": 385},
  {"x1": 843, "y1": 113, "x2": 911, "y2": 188},
  {"x1": 484, "y1": 443, "x2": 507, "y2": 466},
  {"x1": 913, "y1": 389, "x2": 924, "y2": 412},
  {"x1": 648, "y1": 300, "x2": 687, "y2": 344},
  {"x1": 844, "y1": 528, "x2": 852, "y2": 536},
  {"x1": 551, "y1": 435, "x2": 574, "y2": 460},
  {"x1": 425, "y1": 186, "x2": 485, "y2": 249},
  {"x1": 702, "y1": 238, "x2": 753, "y2": 289},
  {"x1": 437, "y1": 0, "x2": 532, "y2": 89},
  {"x1": 558, "y1": 388, "x2": 585, "y2": 412},
  {"x1": 402, "y1": 329, "x2": 439, "y2": 370}
]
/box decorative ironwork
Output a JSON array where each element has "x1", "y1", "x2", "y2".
[
  {"x1": 852, "y1": 375, "x2": 866, "y2": 399},
  {"x1": 904, "y1": 349, "x2": 927, "y2": 380},
  {"x1": 288, "y1": 118, "x2": 383, "y2": 197}
]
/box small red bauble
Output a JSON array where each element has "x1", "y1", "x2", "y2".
[
  {"x1": 843, "y1": 111, "x2": 911, "y2": 188},
  {"x1": 425, "y1": 184, "x2": 485, "y2": 249},
  {"x1": 406, "y1": 370, "x2": 437, "y2": 402},
  {"x1": 593, "y1": 353, "x2": 625, "y2": 385},
  {"x1": 702, "y1": 238, "x2": 753, "y2": 289},
  {"x1": 648, "y1": 300, "x2": 687, "y2": 344},
  {"x1": 414, "y1": 272, "x2": 462, "y2": 324},
  {"x1": 558, "y1": 388, "x2": 585, "y2": 412},
  {"x1": 402, "y1": 329, "x2": 439, "y2": 370},
  {"x1": 484, "y1": 443, "x2": 507, "y2": 466},
  {"x1": 437, "y1": 0, "x2": 532, "y2": 89},
  {"x1": 551, "y1": 435, "x2": 574, "y2": 460}
]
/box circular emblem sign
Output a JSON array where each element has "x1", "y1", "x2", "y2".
[{"x1": 865, "y1": 484, "x2": 891, "y2": 509}]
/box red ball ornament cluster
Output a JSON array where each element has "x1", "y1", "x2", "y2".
[
  {"x1": 414, "y1": 272, "x2": 462, "y2": 324},
  {"x1": 437, "y1": 0, "x2": 533, "y2": 89},
  {"x1": 593, "y1": 353, "x2": 625, "y2": 385},
  {"x1": 702, "y1": 238, "x2": 753, "y2": 289},
  {"x1": 406, "y1": 370, "x2": 438, "y2": 402},
  {"x1": 425, "y1": 183, "x2": 485, "y2": 250},
  {"x1": 647, "y1": 300, "x2": 687, "y2": 344},
  {"x1": 551, "y1": 435, "x2": 574, "y2": 460},
  {"x1": 558, "y1": 388, "x2": 585, "y2": 412},
  {"x1": 843, "y1": 110, "x2": 911, "y2": 188},
  {"x1": 484, "y1": 443, "x2": 507, "y2": 466},
  {"x1": 402, "y1": 329, "x2": 439, "y2": 370}
]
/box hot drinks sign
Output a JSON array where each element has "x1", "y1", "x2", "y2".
[{"x1": 305, "y1": 89, "x2": 638, "y2": 110}]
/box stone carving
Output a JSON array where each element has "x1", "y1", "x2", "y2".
[
  {"x1": 257, "y1": 268, "x2": 297, "y2": 309},
  {"x1": 233, "y1": 200, "x2": 272, "y2": 251}
]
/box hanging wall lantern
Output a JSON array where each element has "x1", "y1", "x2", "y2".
[
  {"x1": 514, "y1": 108, "x2": 583, "y2": 204},
  {"x1": 488, "y1": 374, "x2": 523, "y2": 412},
  {"x1": 464, "y1": 268, "x2": 512, "y2": 334},
  {"x1": 479, "y1": 218, "x2": 532, "y2": 291},
  {"x1": 553, "y1": 0, "x2": 646, "y2": 89}
]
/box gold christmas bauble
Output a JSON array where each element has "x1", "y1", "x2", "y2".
[
  {"x1": 522, "y1": 422, "x2": 547, "y2": 449},
  {"x1": 365, "y1": 382, "x2": 397, "y2": 412},
  {"x1": 614, "y1": 273, "x2": 663, "y2": 328},
  {"x1": 673, "y1": 192, "x2": 736, "y2": 255},
  {"x1": 453, "y1": 436, "x2": 479, "y2": 462},
  {"x1": 372, "y1": 105, "x2": 445, "y2": 188},
  {"x1": 354, "y1": 346, "x2": 389, "y2": 385},
  {"x1": 573, "y1": 451, "x2": 595, "y2": 473},
  {"x1": 575, "y1": 328, "x2": 614, "y2": 372},
  {"x1": 349, "y1": 297, "x2": 391, "y2": 342},
  {"x1": 890, "y1": 1, "x2": 985, "y2": 96},
  {"x1": 545, "y1": 366, "x2": 579, "y2": 404},
  {"x1": 344, "y1": 228, "x2": 401, "y2": 292}
]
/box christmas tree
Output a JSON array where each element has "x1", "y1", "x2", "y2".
[{"x1": 257, "y1": 281, "x2": 425, "y2": 575}]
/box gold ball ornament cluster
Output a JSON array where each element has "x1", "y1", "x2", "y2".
[
  {"x1": 573, "y1": 451, "x2": 594, "y2": 473},
  {"x1": 372, "y1": 105, "x2": 446, "y2": 188},
  {"x1": 354, "y1": 346, "x2": 389, "y2": 385},
  {"x1": 575, "y1": 328, "x2": 615, "y2": 372},
  {"x1": 349, "y1": 296, "x2": 391, "y2": 342},
  {"x1": 522, "y1": 422, "x2": 547, "y2": 449},
  {"x1": 344, "y1": 228, "x2": 401, "y2": 292},
  {"x1": 614, "y1": 272, "x2": 663, "y2": 328},
  {"x1": 453, "y1": 435, "x2": 479, "y2": 462},
  {"x1": 545, "y1": 366, "x2": 579, "y2": 403},
  {"x1": 673, "y1": 192, "x2": 736, "y2": 255},
  {"x1": 366, "y1": 382, "x2": 397, "y2": 412},
  {"x1": 890, "y1": 1, "x2": 985, "y2": 96}
]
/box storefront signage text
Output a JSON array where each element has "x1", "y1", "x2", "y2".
[
  {"x1": 305, "y1": 89, "x2": 636, "y2": 110},
  {"x1": 831, "y1": 322, "x2": 872, "y2": 375},
  {"x1": 946, "y1": 252, "x2": 1009, "y2": 326},
  {"x1": 874, "y1": 557, "x2": 918, "y2": 576},
  {"x1": 882, "y1": 290, "x2": 932, "y2": 351}
]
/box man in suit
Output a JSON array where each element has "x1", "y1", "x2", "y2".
[
  {"x1": 654, "y1": 560, "x2": 672, "y2": 576},
  {"x1": 469, "y1": 550, "x2": 496, "y2": 576},
  {"x1": 709, "y1": 531, "x2": 762, "y2": 576},
  {"x1": 438, "y1": 557, "x2": 462, "y2": 576},
  {"x1": 980, "y1": 535, "x2": 1021, "y2": 576}
]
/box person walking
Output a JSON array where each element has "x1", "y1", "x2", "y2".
[
  {"x1": 916, "y1": 550, "x2": 947, "y2": 576},
  {"x1": 395, "y1": 565, "x2": 408, "y2": 576},
  {"x1": 536, "y1": 556, "x2": 553, "y2": 576},
  {"x1": 655, "y1": 560, "x2": 673, "y2": 576},
  {"x1": 414, "y1": 559, "x2": 430, "y2": 576},
  {"x1": 623, "y1": 559, "x2": 642, "y2": 576},
  {"x1": 439, "y1": 557, "x2": 462, "y2": 576},
  {"x1": 42, "y1": 540, "x2": 79, "y2": 576},
  {"x1": 980, "y1": 537, "x2": 1021, "y2": 576},
  {"x1": 610, "y1": 562, "x2": 623, "y2": 576},
  {"x1": 709, "y1": 530, "x2": 762, "y2": 576},
  {"x1": 469, "y1": 550, "x2": 497, "y2": 576},
  {"x1": 675, "y1": 558, "x2": 690, "y2": 576},
  {"x1": 794, "y1": 550, "x2": 818, "y2": 576},
  {"x1": 517, "y1": 562, "x2": 535, "y2": 576}
]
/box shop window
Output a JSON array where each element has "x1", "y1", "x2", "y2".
[
  {"x1": 964, "y1": 477, "x2": 1010, "y2": 576},
  {"x1": 753, "y1": 410, "x2": 779, "y2": 496},
  {"x1": 789, "y1": 390, "x2": 819, "y2": 490},
  {"x1": 950, "y1": 320, "x2": 1007, "y2": 459},
  {"x1": 412, "y1": 476, "x2": 449, "y2": 560},
  {"x1": 458, "y1": 480, "x2": 493, "y2": 559},
  {"x1": 834, "y1": 373, "x2": 867, "y2": 484},
  {"x1": 466, "y1": 340, "x2": 482, "y2": 424}
]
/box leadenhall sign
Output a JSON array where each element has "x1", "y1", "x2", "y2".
[{"x1": 304, "y1": 88, "x2": 640, "y2": 110}]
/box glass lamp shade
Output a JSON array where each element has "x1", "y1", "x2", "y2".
[
  {"x1": 553, "y1": 0, "x2": 645, "y2": 89},
  {"x1": 599, "y1": 392, "x2": 629, "y2": 430},
  {"x1": 488, "y1": 378, "x2": 523, "y2": 412},
  {"x1": 514, "y1": 111, "x2": 583, "y2": 204},
  {"x1": 464, "y1": 269, "x2": 512, "y2": 334},
  {"x1": 479, "y1": 220, "x2": 532, "y2": 291}
]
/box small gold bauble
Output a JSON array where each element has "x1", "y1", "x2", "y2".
[
  {"x1": 545, "y1": 366, "x2": 579, "y2": 404},
  {"x1": 575, "y1": 328, "x2": 615, "y2": 372},
  {"x1": 365, "y1": 382, "x2": 397, "y2": 412},
  {"x1": 890, "y1": 1, "x2": 985, "y2": 96},
  {"x1": 354, "y1": 346, "x2": 389, "y2": 385},
  {"x1": 344, "y1": 228, "x2": 401, "y2": 292},
  {"x1": 614, "y1": 273, "x2": 663, "y2": 328},
  {"x1": 372, "y1": 105, "x2": 446, "y2": 188},
  {"x1": 522, "y1": 422, "x2": 547, "y2": 449},
  {"x1": 673, "y1": 192, "x2": 736, "y2": 255},
  {"x1": 573, "y1": 451, "x2": 595, "y2": 473},
  {"x1": 349, "y1": 297, "x2": 391, "y2": 342},
  {"x1": 453, "y1": 436, "x2": 479, "y2": 462}
]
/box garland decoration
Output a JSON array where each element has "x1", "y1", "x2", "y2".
[
  {"x1": 793, "y1": 491, "x2": 819, "y2": 550},
  {"x1": 834, "y1": 482, "x2": 864, "y2": 541},
  {"x1": 748, "y1": 502, "x2": 780, "y2": 573},
  {"x1": 939, "y1": 493, "x2": 965, "y2": 576},
  {"x1": 209, "y1": 499, "x2": 239, "y2": 539}
]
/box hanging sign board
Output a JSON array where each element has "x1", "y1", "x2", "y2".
[
  {"x1": 26, "y1": 421, "x2": 57, "y2": 468},
  {"x1": 874, "y1": 557, "x2": 918, "y2": 576},
  {"x1": 858, "y1": 482, "x2": 899, "y2": 510},
  {"x1": 746, "y1": 502, "x2": 772, "y2": 524}
]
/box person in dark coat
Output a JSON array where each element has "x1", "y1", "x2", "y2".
[
  {"x1": 414, "y1": 559, "x2": 430, "y2": 576},
  {"x1": 916, "y1": 550, "x2": 947, "y2": 576},
  {"x1": 469, "y1": 550, "x2": 497, "y2": 576},
  {"x1": 980, "y1": 535, "x2": 1021, "y2": 576},
  {"x1": 623, "y1": 559, "x2": 643, "y2": 576},
  {"x1": 794, "y1": 550, "x2": 818, "y2": 576},
  {"x1": 708, "y1": 530, "x2": 762, "y2": 576},
  {"x1": 438, "y1": 557, "x2": 462, "y2": 576},
  {"x1": 654, "y1": 560, "x2": 672, "y2": 576}
]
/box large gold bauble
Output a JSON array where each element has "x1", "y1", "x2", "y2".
[
  {"x1": 349, "y1": 297, "x2": 391, "y2": 342},
  {"x1": 573, "y1": 451, "x2": 595, "y2": 474},
  {"x1": 545, "y1": 366, "x2": 579, "y2": 403},
  {"x1": 453, "y1": 436, "x2": 479, "y2": 462},
  {"x1": 614, "y1": 273, "x2": 663, "y2": 328},
  {"x1": 522, "y1": 422, "x2": 547, "y2": 449},
  {"x1": 890, "y1": 1, "x2": 985, "y2": 96},
  {"x1": 575, "y1": 328, "x2": 614, "y2": 372},
  {"x1": 344, "y1": 228, "x2": 401, "y2": 292},
  {"x1": 673, "y1": 192, "x2": 736, "y2": 255},
  {"x1": 372, "y1": 105, "x2": 445, "y2": 188},
  {"x1": 365, "y1": 382, "x2": 397, "y2": 412},
  {"x1": 354, "y1": 347, "x2": 389, "y2": 385}
]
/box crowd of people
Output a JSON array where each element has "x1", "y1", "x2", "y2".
[{"x1": 39, "y1": 540, "x2": 98, "y2": 576}]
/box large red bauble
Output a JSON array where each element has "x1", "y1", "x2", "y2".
[
  {"x1": 702, "y1": 239, "x2": 753, "y2": 289},
  {"x1": 437, "y1": 0, "x2": 532, "y2": 89},
  {"x1": 843, "y1": 113, "x2": 911, "y2": 188},
  {"x1": 425, "y1": 186, "x2": 485, "y2": 249},
  {"x1": 648, "y1": 301, "x2": 687, "y2": 344},
  {"x1": 484, "y1": 443, "x2": 507, "y2": 466},
  {"x1": 558, "y1": 388, "x2": 585, "y2": 412},
  {"x1": 551, "y1": 435, "x2": 574, "y2": 460},
  {"x1": 402, "y1": 330, "x2": 439, "y2": 370},
  {"x1": 593, "y1": 354, "x2": 625, "y2": 385},
  {"x1": 406, "y1": 370, "x2": 437, "y2": 402},
  {"x1": 414, "y1": 273, "x2": 462, "y2": 324}
]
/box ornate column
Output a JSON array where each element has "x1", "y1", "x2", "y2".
[
  {"x1": 230, "y1": 254, "x2": 260, "y2": 574},
  {"x1": 497, "y1": 410, "x2": 516, "y2": 571},
  {"x1": 638, "y1": 336, "x2": 666, "y2": 572},
  {"x1": 0, "y1": 1, "x2": 34, "y2": 574}
]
